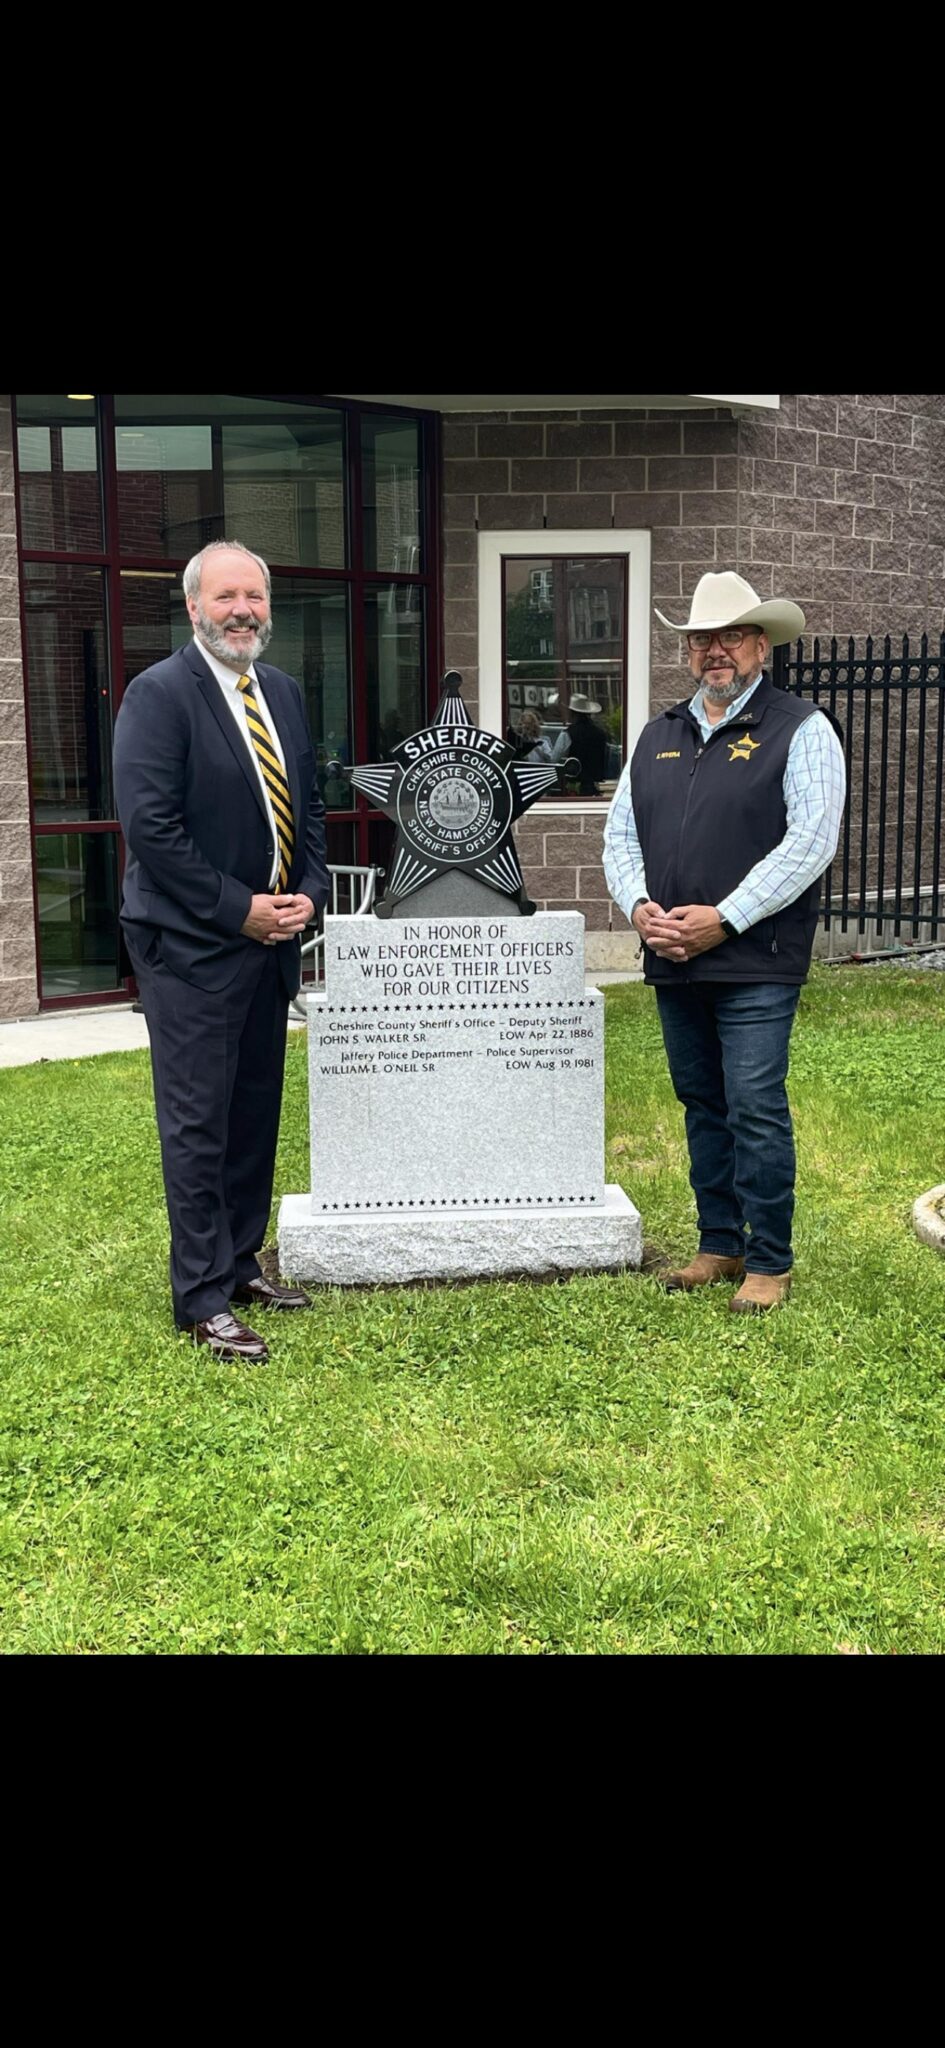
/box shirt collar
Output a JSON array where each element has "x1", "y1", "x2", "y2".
[
  {"x1": 193, "y1": 634, "x2": 258, "y2": 692},
  {"x1": 689, "y1": 669, "x2": 764, "y2": 727}
]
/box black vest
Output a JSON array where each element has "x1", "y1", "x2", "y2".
[{"x1": 629, "y1": 674, "x2": 827, "y2": 985}]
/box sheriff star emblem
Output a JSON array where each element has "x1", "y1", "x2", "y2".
[
  {"x1": 728, "y1": 731, "x2": 761, "y2": 763},
  {"x1": 343, "y1": 673, "x2": 558, "y2": 917}
]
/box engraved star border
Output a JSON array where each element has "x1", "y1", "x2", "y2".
[{"x1": 342, "y1": 672, "x2": 558, "y2": 916}]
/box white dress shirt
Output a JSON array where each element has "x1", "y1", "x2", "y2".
[{"x1": 194, "y1": 638, "x2": 288, "y2": 891}]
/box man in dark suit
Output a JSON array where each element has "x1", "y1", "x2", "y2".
[{"x1": 113, "y1": 541, "x2": 330, "y2": 1363}]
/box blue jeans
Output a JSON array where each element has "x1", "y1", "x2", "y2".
[{"x1": 654, "y1": 982, "x2": 802, "y2": 1275}]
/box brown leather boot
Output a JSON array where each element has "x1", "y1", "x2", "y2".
[
  {"x1": 659, "y1": 1252, "x2": 746, "y2": 1293},
  {"x1": 728, "y1": 1271, "x2": 792, "y2": 1314}
]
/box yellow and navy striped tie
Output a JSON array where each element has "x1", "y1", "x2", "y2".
[{"x1": 237, "y1": 675, "x2": 294, "y2": 892}]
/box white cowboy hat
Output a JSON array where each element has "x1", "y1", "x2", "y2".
[
  {"x1": 654, "y1": 571, "x2": 805, "y2": 648},
  {"x1": 568, "y1": 692, "x2": 601, "y2": 714}
]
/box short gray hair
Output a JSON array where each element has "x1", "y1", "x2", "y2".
[{"x1": 182, "y1": 539, "x2": 271, "y2": 602}]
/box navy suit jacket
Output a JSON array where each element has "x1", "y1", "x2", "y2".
[{"x1": 114, "y1": 641, "x2": 330, "y2": 995}]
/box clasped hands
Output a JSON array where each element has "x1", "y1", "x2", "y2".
[
  {"x1": 631, "y1": 900, "x2": 728, "y2": 961},
  {"x1": 241, "y1": 893, "x2": 316, "y2": 946}
]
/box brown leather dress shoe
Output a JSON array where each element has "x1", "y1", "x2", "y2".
[
  {"x1": 728, "y1": 1272, "x2": 792, "y2": 1314},
  {"x1": 180, "y1": 1311, "x2": 269, "y2": 1362},
  {"x1": 660, "y1": 1252, "x2": 746, "y2": 1293},
  {"x1": 232, "y1": 1275, "x2": 312, "y2": 1311}
]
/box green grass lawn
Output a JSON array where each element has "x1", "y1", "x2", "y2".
[{"x1": 1, "y1": 965, "x2": 944, "y2": 1654}]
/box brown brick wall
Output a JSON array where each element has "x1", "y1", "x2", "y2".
[
  {"x1": 444, "y1": 396, "x2": 945, "y2": 706},
  {"x1": 0, "y1": 394, "x2": 38, "y2": 1019},
  {"x1": 512, "y1": 811, "x2": 632, "y2": 933},
  {"x1": 444, "y1": 397, "x2": 945, "y2": 923}
]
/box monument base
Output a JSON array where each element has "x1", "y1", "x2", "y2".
[{"x1": 277, "y1": 1185, "x2": 642, "y2": 1288}]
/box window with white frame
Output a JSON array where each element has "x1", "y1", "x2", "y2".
[{"x1": 478, "y1": 529, "x2": 651, "y2": 804}]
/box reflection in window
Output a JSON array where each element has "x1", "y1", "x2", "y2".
[
  {"x1": 223, "y1": 422, "x2": 345, "y2": 572},
  {"x1": 504, "y1": 555, "x2": 626, "y2": 799},
  {"x1": 361, "y1": 415, "x2": 422, "y2": 575},
  {"x1": 267, "y1": 581, "x2": 351, "y2": 805},
  {"x1": 570, "y1": 584, "x2": 614, "y2": 642},
  {"x1": 23, "y1": 565, "x2": 112, "y2": 822},
  {"x1": 15, "y1": 396, "x2": 103, "y2": 553},
  {"x1": 34, "y1": 831, "x2": 120, "y2": 998},
  {"x1": 120, "y1": 571, "x2": 188, "y2": 687},
  {"x1": 364, "y1": 587, "x2": 425, "y2": 760},
  {"x1": 113, "y1": 396, "x2": 346, "y2": 568}
]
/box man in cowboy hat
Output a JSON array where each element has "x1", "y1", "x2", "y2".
[{"x1": 603, "y1": 571, "x2": 846, "y2": 1313}]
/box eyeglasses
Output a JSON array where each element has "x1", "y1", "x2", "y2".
[{"x1": 687, "y1": 627, "x2": 760, "y2": 651}]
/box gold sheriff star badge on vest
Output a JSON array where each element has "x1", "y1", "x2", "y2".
[{"x1": 728, "y1": 731, "x2": 761, "y2": 762}]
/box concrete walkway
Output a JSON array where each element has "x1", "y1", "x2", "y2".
[{"x1": 0, "y1": 970, "x2": 643, "y2": 1070}]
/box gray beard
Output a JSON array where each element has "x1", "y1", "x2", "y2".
[
  {"x1": 702, "y1": 674, "x2": 743, "y2": 704},
  {"x1": 702, "y1": 661, "x2": 761, "y2": 705},
  {"x1": 195, "y1": 603, "x2": 273, "y2": 670}
]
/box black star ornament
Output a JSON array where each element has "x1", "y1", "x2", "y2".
[{"x1": 343, "y1": 673, "x2": 558, "y2": 917}]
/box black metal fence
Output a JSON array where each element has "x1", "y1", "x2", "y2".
[{"x1": 772, "y1": 633, "x2": 944, "y2": 942}]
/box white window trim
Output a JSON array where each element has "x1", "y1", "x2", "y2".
[{"x1": 477, "y1": 528, "x2": 651, "y2": 808}]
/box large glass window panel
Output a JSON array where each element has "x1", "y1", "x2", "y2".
[
  {"x1": 120, "y1": 571, "x2": 189, "y2": 686},
  {"x1": 364, "y1": 587, "x2": 425, "y2": 760},
  {"x1": 222, "y1": 420, "x2": 345, "y2": 570},
  {"x1": 24, "y1": 565, "x2": 112, "y2": 821},
  {"x1": 504, "y1": 556, "x2": 626, "y2": 798},
  {"x1": 361, "y1": 415, "x2": 422, "y2": 574},
  {"x1": 266, "y1": 580, "x2": 351, "y2": 804},
  {"x1": 15, "y1": 395, "x2": 103, "y2": 553},
  {"x1": 114, "y1": 395, "x2": 346, "y2": 567},
  {"x1": 34, "y1": 831, "x2": 121, "y2": 999}
]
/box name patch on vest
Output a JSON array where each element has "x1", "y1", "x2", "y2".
[{"x1": 656, "y1": 749, "x2": 681, "y2": 760}]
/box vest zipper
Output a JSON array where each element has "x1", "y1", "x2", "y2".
[
  {"x1": 671, "y1": 723, "x2": 715, "y2": 899},
  {"x1": 674, "y1": 737, "x2": 703, "y2": 894}
]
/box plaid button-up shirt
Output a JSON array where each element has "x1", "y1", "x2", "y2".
[{"x1": 603, "y1": 674, "x2": 847, "y2": 934}]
